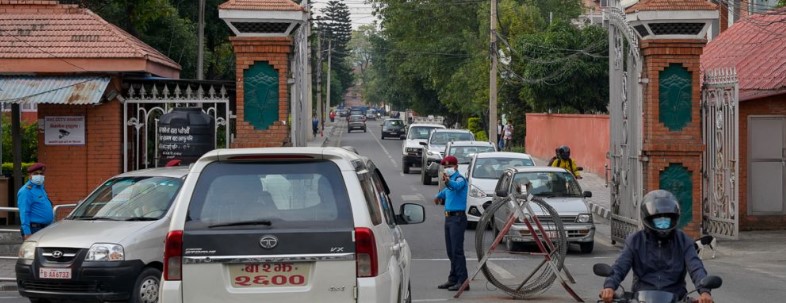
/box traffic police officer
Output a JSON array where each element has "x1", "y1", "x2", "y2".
[
  {"x1": 433, "y1": 155, "x2": 469, "y2": 291},
  {"x1": 18, "y1": 163, "x2": 54, "y2": 240}
]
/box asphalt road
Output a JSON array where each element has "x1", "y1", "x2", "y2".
[{"x1": 3, "y1": 120, "x2": 785, "y2": 302}]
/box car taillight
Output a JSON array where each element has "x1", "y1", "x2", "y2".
[
  {"x1": 164, "y1": 230, "x2": 183, "y2": 281},
  {"x1": 355, "y1": 227, "x2": 378, "y2": 277}
]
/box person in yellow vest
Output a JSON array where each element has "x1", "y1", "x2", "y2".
[{"x1": 550, "y1": 145, "x2": 581, "y2": 179}]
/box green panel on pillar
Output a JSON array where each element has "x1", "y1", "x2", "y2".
[
  {"x1": 659, "y1": 64, "x2": 692, "y2": 131},
  {"x1": 244, "y1": 62, "x2": 279, "y2": 130},
  {"x1": 659, "y1": 163, "x2": 693, "y2": 229}
]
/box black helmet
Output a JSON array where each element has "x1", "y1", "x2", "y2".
[
  {"x1": 640, "y1": 190, "x2": 680, "y2": 238},
  {"x1": 558, "y1": 145, "x2": 571, "y2": 160}
]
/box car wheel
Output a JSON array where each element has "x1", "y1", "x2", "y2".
[
  {"x1": 404, "y1": 282, "x2": 412, "y2": 303},
  {"x1": 381, "y1": 135, "x2": 385, "y2": 140},
  {"x1": 348, "y1": 129, "x2": 351, "y2": 133},
  {"x1": 403, "y1": 163, "x2": 410, "y2": 174},
  {"x1": 421, "y1": 167, "x2": 431, "y2": 185},
  {"x1": 466, "y1": 221, "x2": 477, "y2": 230},
  {"x1": 131, "y1": 267, "x2": 161, "y2": 303},
  {"x1": 28, "y1": 299, "x2": 50, "y2": 303},
  {"x1": 364, "y1": 128, "x2": 367, "y2": 133},
  {"x1": 579, "y1": 241, "x2": 594, "y2": 254}
]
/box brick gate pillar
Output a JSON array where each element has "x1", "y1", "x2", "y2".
[
  {"x1": 627, "y1": 0, "x2": 718, "y2": 238},
  {"x1": 218, "y1": 0, "x2": 304, "y2": 148}
]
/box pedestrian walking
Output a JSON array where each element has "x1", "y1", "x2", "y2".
[
  {"x1": 503, "y1": 121, "x2": 514, "y2": 151},
  {"x1": 497, "y1": 120, "x2": 504, "y2": 150},
  {"x1": 329, "y1": 110, "x2": 336, "y2": 122},
  {"x1": 312, "y1": 114, "x2": 319, "y2": 137},
  {"x1": 433, "y1": 155, "x2": 469, "y2": 291},
  {"x1": 18, "y1": 163, "x2": 54, "y2": 240}
]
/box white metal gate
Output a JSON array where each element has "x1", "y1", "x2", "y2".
[
  {"x1": 605, "y1": 0, "x2": 645, "y2": 244},
  {"x1": 123, "y1": 81, "x2": 232, "y2": 172},
  {"x1": 701, "y1": 68, "x2": 739, "y2": 239}
]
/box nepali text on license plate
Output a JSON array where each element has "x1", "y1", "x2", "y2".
[
  {"x1": 39, "y1": 268, "x2": 71, "y2": 279},
  {"x1": 229, "y1": 263, "x2": 311, "y2": 288}
]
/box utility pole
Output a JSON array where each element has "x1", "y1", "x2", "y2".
[
  {"x1": 316, "y1": 33, "x2": 323, "y2": 137},
  {"x1": 197, "y1": 0, "x2": 205, "y2": 80},
  {"x1": 489, "y1": 0, "x2": 498, "y2": 146},
  {"x1": 326, "y1": 39, "x2": 331, "y2": 132}
]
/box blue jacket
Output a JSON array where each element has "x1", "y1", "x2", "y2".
[
  {"x1": 603, "y1": 229, "x2": 709, "y2": 299},
  {"x1": 17, "y1": 181, "x2": 54, "y2": 235},
  {"x1": 435, "y1": 171, "x2": 468, "y2": 212}
]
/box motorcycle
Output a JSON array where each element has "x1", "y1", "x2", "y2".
[{"x1": 592, "y1": 263, "x2": 722, "y2": 303}]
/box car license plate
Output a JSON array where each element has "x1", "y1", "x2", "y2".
[
  {"x1": 39, "y1": 268, "x2": 71, "y2": 279},
  {"x1": 229, "y1": 263, "x2": 311, "y2": 288}
]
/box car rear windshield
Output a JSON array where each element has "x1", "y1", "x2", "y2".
[
  {"x1": 408, "y1": 126, "x2": 440, "y2": 140},
  {"x1": 449, "y1": 146, "x2": 496, "y2": 164},
  {"x1": 472, "y1": 157, "x2": 535, "y2": 179},
  {"x1": 514, "y1": 171, "x2": 582, "y2": 197},
  {"x1": 69, "y1": 176, "x2": 183, "y2": 221},
  {"x1": 185, "y1": 161, "x2": 354, "y2": 229},
  {"x1": 384, "y1": 120, "x2": 403, "y2": 127},
  {"x1": 430, "y1": 132, "x2": 474, "y2": 145},
  {"x1": 349, "y1": 115, "x2": 363, "y2": 122}
]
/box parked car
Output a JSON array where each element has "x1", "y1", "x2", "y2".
[
  {"x1": 419, "y1": 129, "x2": 475, "y2": 185},
  {"x1": 381, "y1": 118, "x2": 406, "y2": 140},
  {"x1": 490, "y1": 166, "x2": 595, "y2": 253},
  {"x1": 400, "y1": 123, "x2": 446, "y2": 174},
  {"x1": 433, "y1": 141, "x2": 497, "y2": 192},
  {"x1": 159, "y1": 147, "x2": 426, "y2": 303},
  {"x1": 348, "y1": 114, "x2": 367, "y2": 133},
  {"x1": 16, "y1": 166, "x2": 189, "y2": 303},
  {"x1": 465, "y1": 152, "x2": 534, "y2": 225}
]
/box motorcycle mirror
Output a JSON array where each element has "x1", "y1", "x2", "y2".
[
  {"x1": 593, "y1": 263, "x2": 613, "y2": 277},
  {"x1": 698, "y1": 275, "x2": 723, "y2": 290}
]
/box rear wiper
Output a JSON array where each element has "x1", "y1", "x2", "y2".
[
  {"x1": 208, "y1": 220, "x2": 272, "y2": 228},
  {"x1": 125, "y1": 217, "x2": 158, "y2": 221}
]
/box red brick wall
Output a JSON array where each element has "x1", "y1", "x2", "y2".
[
  {"x1": 640, "y1": 39, "x2": 706, "y2": 238},
  {"x1": 739, "y1": 94, "x2": 786, "y2": 230},
  {"x1": 36, "y1": 101, "x2": 122, "y2": 205},
  {"x1": 230, "y1": 37, "x2": 292, "y2": 148},
  {"x1": 524, "y1": 113, "x2": 610, "y2": 175}
]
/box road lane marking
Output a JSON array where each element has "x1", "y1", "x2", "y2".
[
  {"x1": 485, "y1": 260, "x2": 515, "y2": 280},
  {"x1": 402, "y1": 194, "x2": 425, "y2": 202},
  {"x1": 369, "y1": 126, "x2": 398, "y2": 168}
]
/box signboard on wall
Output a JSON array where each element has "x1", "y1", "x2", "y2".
[{"x1": 44, "y1": 116, "x2": 85, "y2": 145}]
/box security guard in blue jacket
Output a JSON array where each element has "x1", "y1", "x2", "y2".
[
  {"x1": 18, "y1": 163, "x2": 54, "y2": 240},
  {"x1": 433, "y1": 155, "x2": 469, "y2": 291}
]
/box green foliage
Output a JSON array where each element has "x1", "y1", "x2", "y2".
[
  {"x1": 467, "y1": 117, "x2": 488, "y2": 141},
  {"x1": 77, "y1": 0, "x2": 235, "y2": 80},
  {"x1": 2, "y1": 162, "x2": 35, "y2": 177},
  {"x1": 1, "y1": 115, "x2": 38, "y2": 164}
]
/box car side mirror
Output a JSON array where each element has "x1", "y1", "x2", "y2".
[
  {"x1": 583, "y1": 191, "x2": 593, "y2": 198},
  {"x1": 396, "y1": 203, "x2": 425, "y2": 224},
  {"x1": 495, "y1": 187, "x2": 509, "y2": 198},
  {"x1": 593, "y1": 263, "x2": 613, "y2": 277},
  {"x1": 419, "y1": 142, "x2": 427, "y2": 146}
]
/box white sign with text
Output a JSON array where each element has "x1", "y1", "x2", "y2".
[{"x1": 45, "y1": 116, "x2": 85, "y2": 145}]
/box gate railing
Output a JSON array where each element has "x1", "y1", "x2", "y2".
[
  {"x1": 0, "y1": 204, "x2": 77, "y2": 282},
  {"x1": 701, "y1": 68, "x2": 739, "y2": 240}
]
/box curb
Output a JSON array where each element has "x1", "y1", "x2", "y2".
[{"x1": 589, "y1": 201, "x2": 611, "y2": 220}]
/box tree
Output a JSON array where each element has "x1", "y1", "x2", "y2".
[
  {"x1": 319, "y1": 0, "x2": 354, "y2": 102},
  {"x1": 72, "y1": 0, "x2": 235, "y2": 80}
]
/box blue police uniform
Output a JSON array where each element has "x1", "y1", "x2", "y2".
[
  {"x1": 18, "y1": 180, "x2": 54, "y2": 236},
  {"x1": 435, "y1": 170, "x2": 468, "y2": 288}
]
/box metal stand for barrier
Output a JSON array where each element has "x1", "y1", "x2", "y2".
[{"x1": 454, "y1": 196, "x2": 583, "y2": 302}]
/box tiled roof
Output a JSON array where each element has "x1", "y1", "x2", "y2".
[
  {"x1": 701, "y1": 8, "x2": 786, "y2": 100},
  {"x1": 626, "y1": 0, "x2": 717, "y2": 13},
  {"x1": 219, "y1": 0, "x2": 303, "y2": 11},
  {"x1": 0, "y1": 1, "x2": 180, "y2": 71}
]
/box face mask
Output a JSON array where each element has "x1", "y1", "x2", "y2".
[
  {"x1": 444, "y1": 167, "x2": 456, "y2": 176},
  {"x1": 31, "y1": 175, "x2": 45, "y2": 185},
  {"x1": 653, "y1": 217, "x2": 671, "y2": 230}
]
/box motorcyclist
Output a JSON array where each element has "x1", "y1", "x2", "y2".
[
  {"x1": 550, "y1": 145, "x2": 581, "y2": 179},
  {"x1": 599, "y1": 190, "x2": 713, "y2": 303}
]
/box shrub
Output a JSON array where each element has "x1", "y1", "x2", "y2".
[{"x1": 2, "y1": 162, "x2": 36, "y2": 177}]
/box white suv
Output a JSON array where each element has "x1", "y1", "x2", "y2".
[{"x1": 159, "y1": 147, "x2": 425, "y2": 303}]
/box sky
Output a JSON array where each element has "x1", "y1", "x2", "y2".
[{"x1": 309, "y1": 0, "x2": 380, "y2": 29}]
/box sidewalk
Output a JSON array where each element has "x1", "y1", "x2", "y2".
[{"x1": 307, "y1": 120, "x2": 344, "y2": 148}]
